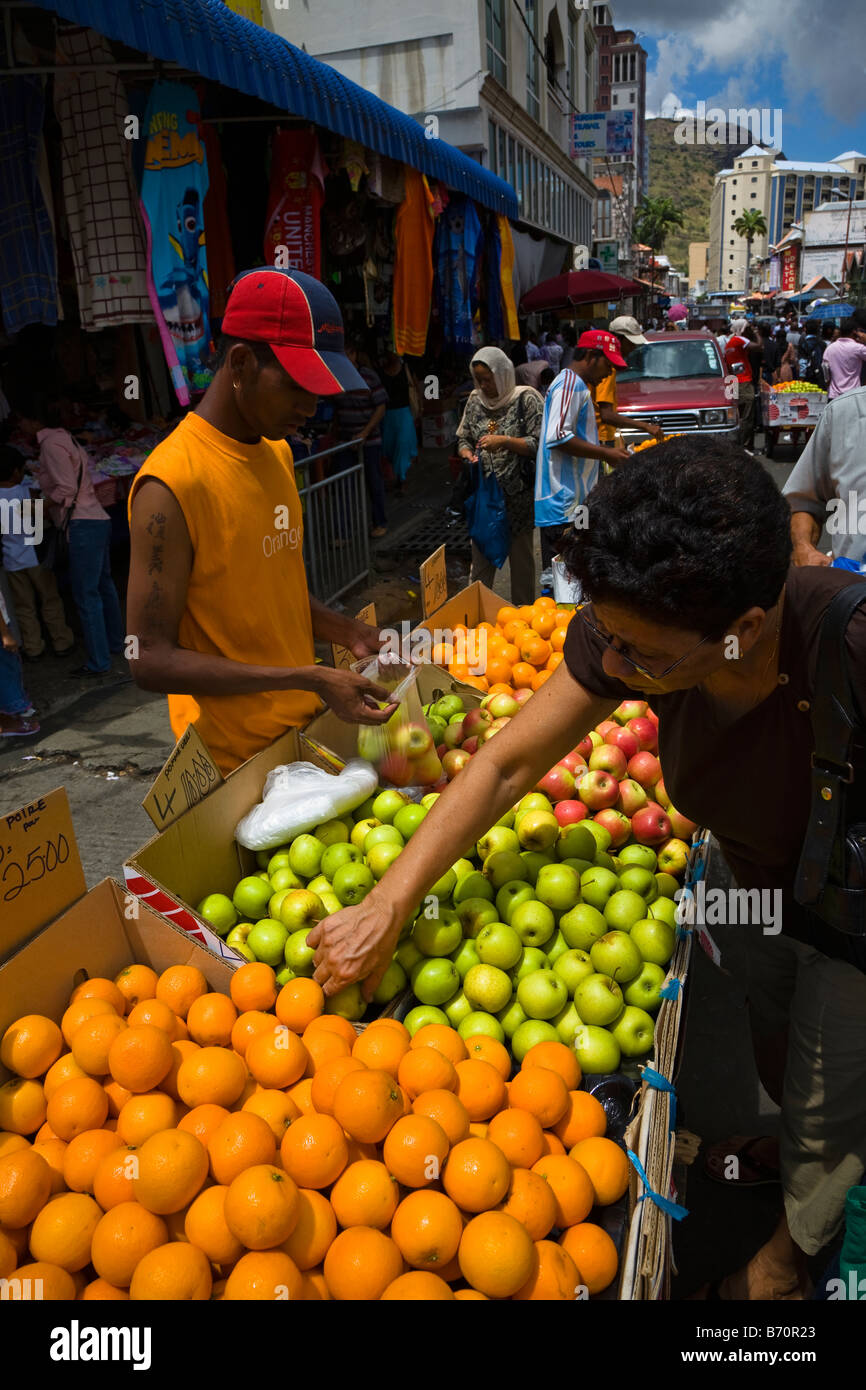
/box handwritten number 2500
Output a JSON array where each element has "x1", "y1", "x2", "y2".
[{"x1": 0, "y1": 835, "x2": 70, "y2": 901}]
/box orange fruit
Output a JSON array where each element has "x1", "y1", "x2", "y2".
[
  {"x1": 332, "y1": 1069, "x2": 405, "y2": 1145},
  {"x1": 230, "y1": 962, "x2": 277, "y2": 1014},
  {"x1": 280, "y1": 1188, "x2": 337, "y2": 1268},
  {"x1": 546, "y1": 651, "x2": 565, "y2": 672},
  {"x1": 117, "y1": 1089, "x2": 179, "y2": 1147},
  {"x1": 486, "y1": 1108, "x2": 545, "y2": 1169},
  {"x1": 32, "y1": 1137, "x2": 68, "y2": 1195},
  {"x1": 511, "y1": 661, "x2": 537, "y2": 689},
  {"x1": 43, "y1": 1054, "x2": 88, "y2": 1100},
  {"x1": 553, "y1": 1090, "x2": 607, "y2": 1148},
  {"x1": 454, "y1": 1059, "x2": 507, "y2": 1122},
  {"x1": 245, "y1": 1024, "x2": 309, "y2": 1089},
  {"x1": 513, "y1": 1238, "x2": 581, "y2": 1300},
  {"x1": 185, "y1": 993, "x2": 238, "y2": 1047},
  {"x1": 90, "y1": 1201, "x2": 168, "y2": 1287},
  {"x1": 442, "y1": 1137, "x2": 511, "y2": 1213},
  {"x1": 0, "y1": 1131, "x2": 30, "y2": 1158},
  {"x1": 176, "y1": 1046, "x2": 247, "y2": 1108},
  {"x1": 1, "y1": 1015, "x2": 63, "y2": 1079},
  {"x1": 81, "y1": 1277, "x2": 129, "y2": 1300},
  {"x1": 559, "y1": 1221, "x2": 618, "y2": 1294},
  {"x1": 242, "y1": 1089, "x2": 301, "y2": 1143},
  {"x1": 177, "y1": 1102, "x2": 231, "y2": 1148},
  {"x1": 0, "y1": 1077, "x2": 47, "y2": 1135},
  {"x1": 280, "y1": 1114, "x2": 348, "y2": 1189},
  {"x1": 12, "y1": 1260, "x2": 77, "y2": 1300},
  {"x1": 430, "y1": 641, "x2": 454, "y2": 667},
  {"x1": 520, "y1": 632, "x2": 552, "y2": 668},
  {"x1": 208, "y1": 1111, "x2": 277, "y2": 1185},
  {"x1": 275, "y1": 978, "x2": 324, "y2": 1032},
  {"x1": 447, "y1": 662, "x2": 470, "y2": 682},
  {"x1": 46, "y1": 1077, "x2": 108, "y2": 1141},
  {"x1": 184, "y1": 1184, "x2": 245, "y2": 1267},
  {"x1": 61, "y1": 1128, "x2": 123, "y2": 1193},
  {"x1": 351, "y1": 1024, "x2": 410, "y2": 1077},
  {"x1": 223, "y1": 1249, "x2": 302, "y2": 1301},
  {"x1": 155, "y1": 964, "x2": 208, "y2": 1019},
  {"x1": 134, "y1": 1129, "x2": 209, "y2": 1214},
  {"x1": 483, "y1": 655, "x2": 514, "y2": 686},
  {"x1": 521, "y1": 1040, "x2": 582, "y2": 1091},
  {"x1": 108, "y1": 1025, "x2": 174, "y2": 1093},
  {"x1": 499, "y1": 641, "x2": 520, "y2": 665},
  {"x1": 551, "y1": 625, "x2": 569, "y2": 652},
  {"x1": 539, "y1": 1130, "x2": 566, "y2": 1157},
  {"x1": 487, "y1": 682, "x2": 515, "y2": 698},
  {"x1": 129, "y1": 1241, "x2": 212, "y2": 1300},
  {"x1": 497, "y1": 1165, "x2": 557, "y2": 1240},
  {"x1": 496, "y1": 605, "x2": 518, "y2": 626},
  {"x1": 501, "y1": 617, "x2": 528, "y2": 645},
  {"x1": 34, "y1": 1120, "x2": 59, "y2": 1143},
  {"x1": 462, "y1": 1035, "x2": 511, "y2": 1080},
  {"x1": 127, "y1": 998, "x2": 180, "y2": 1037},
  {"x1": 531, "y1": 609, "x2": 557, "y2": 639},
  {"x1": 155, "y1": 1039, "x2": 198, "y2": 1103},
  {"x1": 409, "y1": 1024, "x2": 467, "y2": 1066},
  {"x1": 323, "y1": 1226, "x2": 403, "y2": 1301},
  {"x1": 0, "y1": 1147, "x2": 53, "y2": 1227},
  {"x1": 114, "y1": 964, "x2": 159, "y2": 1013},
  {"x1": 531, "y1": 669, "x2": 552, "y2": 691},
  {"x1": 29, "y1": 1191, "x2": 101, "y2": 1271},
  {"x1": 390, "y1": 1189, "x2": 463, "y2": 1271},
  {"x1": 303, "y1": 1014, "x2": 358, "y2": 1050},
  {"x1": 301, "y1": 1027, "x2": 351, "y2": 1072},
  {"x1": 568, "y1": 1136, "x2": 630, "y2": 1206},
  {"x1": 468, "y1": 1121, "x2": 489, "y2": 1140},
  {"x1": 382, "y1": 1115, "x2": 449, "y2": 1188},
  {"x1": 223, "y1": 1164, "x2": 299, "y2": 1250},
  {"x1": 287, "y1": 1078, "x2": 315, "y2": 1115},
  {"x1": 411, "y1": 1089, "x2": 470, "y2": 1146},
  {"x1": 397, "y1": 1046, "x2": 457, "y2": 1100},
  {"x1": 531, "y1": 1154, "x2": 595, "y2": 1227},
  {"x1": 229, "y1": 1010, "x2": 273, "y2": 1058},
  {"x1": 381, "y1": 1270, "x2": 454, "y2": 1300},
  {"x1": 60, "y1": 997, "x2": 116, "y2": 1048},
  {"x1": 71, "y1": 976, "x2": 126, "y2": 1015},
  {"x1": 330, "y1": 1159, "x2": 399, "y2": 1230},
  {"x1": 509, "y1": 1067, "x2": 569, "y2": 1129},
  {"x1": 458, "y1": 1211, "x2": 534, "y2": 1298},
  {"x1": 92, "y1": 1145, "x2": 138, "y2": 1210},
  {"x1": 309, "y1": 1056, "x2": 366, "y2": 1116},
  {"x1": 103, "y1": 1078, "x2": 133, "y2": 1118}
]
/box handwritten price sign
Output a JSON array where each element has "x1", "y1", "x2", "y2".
[
  {"x1": 420, "y1": 546, "x2": 447, "y2": 619},
  {"x1": 1, "y1": 788, "x2": 86, "y2": 957},
  {"x1": 142, "y1": 724, "x2": 223, "y2": 830},
  {"x1": 331, "y1": 603, "x2": 378, "y2": 671}
]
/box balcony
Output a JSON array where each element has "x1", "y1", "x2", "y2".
[{"x1": 546, "y1": 82, "x2": 565, "y2": 145}]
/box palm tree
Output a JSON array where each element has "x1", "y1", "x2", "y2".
[
  {"x1": 733, "y1": 209, "x2": 768, "y2": 296},
  {"x1": 632, "y1": 195, "x2": 685, "y2": 299}
]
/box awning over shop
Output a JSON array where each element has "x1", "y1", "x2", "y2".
[
  {"x1": 521, "y1": 269, "x2": 646, "y2": 312},
  {"x1": 31, "y1": 0, "x2": 519, "y2": 217}
]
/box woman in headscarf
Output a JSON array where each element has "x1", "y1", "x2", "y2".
[{"x1": 455, "y1": 346, "x2": 544, "y2": 606}]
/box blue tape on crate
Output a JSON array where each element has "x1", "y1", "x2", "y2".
[
  {"x1": 642, "y1": 1065, "x2": 678, "y2": 1132},
  {"x1": 626, "y1": 1149, "x2": 689, "y2": 1221},
  {"x1": 659, "y1": 978, "x2": 681, "y2": 1001}
]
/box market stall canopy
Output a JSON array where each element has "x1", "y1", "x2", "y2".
[
  {"x1": 807, "y1": 301, "x2": 854, "y2": 320},
  {"x1": 30, "y1": 0, "x2": 518, "y2": 218},
  {"x1": 520, "y1": 269, "x2": 646, "y2": 312}
]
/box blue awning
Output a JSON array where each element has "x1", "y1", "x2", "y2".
[{"x1": 30, "y1": 0, "x2": 518, "y2": 217}]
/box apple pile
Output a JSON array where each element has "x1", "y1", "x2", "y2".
[{"x1": 358, "y1": 710, "x2": 443, "y2": 789}]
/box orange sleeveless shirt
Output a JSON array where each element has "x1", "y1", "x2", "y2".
[{"x1": 129, "y1": 412, "x2": 319, "y2": 773}]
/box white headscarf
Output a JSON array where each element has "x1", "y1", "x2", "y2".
[{"x1": 469, "y1": 346, "x2": 527, "y2": 411}]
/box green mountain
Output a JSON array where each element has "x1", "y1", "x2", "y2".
[{"x1": 646, "y1": 118, "x2": 753, "y2": 274}]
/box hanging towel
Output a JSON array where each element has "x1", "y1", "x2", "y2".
[
  {"x1": 497, "y1": 215, "x2": 520, "y2": 341},
  {"x1": 0, "y1": 77, "x2": 57, "y2": 334},
  {"x1": 393, "y1": 169, "x2": 436, "y2": 357},
  {"x1": 201, "y1": 122, "x2": 235, "y2": 320},
  {"x1": 484, "y1": 216, "x2": 505, "y2": 342},
  {"x1": 263, "y1": 128, "x2": 326, "y2": 278}
]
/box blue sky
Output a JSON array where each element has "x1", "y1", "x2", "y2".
[{"x1": 615, "y1": 0, "x2": 866, "y2": 164}]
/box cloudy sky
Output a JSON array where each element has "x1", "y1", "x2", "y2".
[{"x1": 615, "y1": 0, "x2": 866, "y2": 162}]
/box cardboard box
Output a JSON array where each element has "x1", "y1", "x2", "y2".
[{"x1": 412, "y1": 580, "x2": 502, "y2": 635}]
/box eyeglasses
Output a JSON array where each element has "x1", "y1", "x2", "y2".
[{"x1": 578, "y1": 604, "x2": 712, "y2": 681}]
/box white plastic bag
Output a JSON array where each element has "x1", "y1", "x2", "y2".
[{"x1": 234, "y1": 758, "x2": 378, "y2": 851}]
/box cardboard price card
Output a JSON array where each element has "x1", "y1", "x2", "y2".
[
  {"x1": 142, "y1": 724, "x2": 223, "y2": 830},
  {"x1": 0, "y1": 787, "x2": 86, "y2": 958},
  {"x1": 331, "y1": 602, "x2": 377, "y2": 670},
  {"x1": 420, "y1": 545, "x2": 447, "y2": 619}
]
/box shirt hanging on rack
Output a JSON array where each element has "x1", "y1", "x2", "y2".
[
  {"x1": 0, "y1": 76, "x2": 57, "y2": 334},
  {"x1": 393, "y1": 169, "x2": 436, "y2": 357},
  {"x1": 263, "y1": 128, "x2": 326, "y2": 278}
]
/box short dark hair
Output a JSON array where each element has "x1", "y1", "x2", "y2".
[
  {"x1": 16, "y1": 391, "x2": 60, "y2": 427},
  {"x1": 573, "y1": 347, "x2": 607, "y2": 365},
  {"x1": 560, "y1": 436, "x2": 791, "y2": 641},
  {"x1": 802, "y1": 318, "x2": 820, "y2": 336},
  {"x1": 210, "y1": 336, "x2": 277, "y2": 372},
  {"x1": 852, "y1": 307, "x2": 866, "y2": 333},
  {"x1": 0, "y1": 445, "x2": 25, "y2": 482},
  {"x1": 838, "y1": 318, "x2": 858, "y2": 337}
]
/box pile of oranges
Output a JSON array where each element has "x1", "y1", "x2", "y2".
[
  {"x1": 0, "y1": 959, "x2": 624, "y2": 1301},
  {"x1": 432, "y1": 599, "x2": 574, "y2": 697}
]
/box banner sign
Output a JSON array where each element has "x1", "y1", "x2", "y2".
[
  {"x1": 781, "y1": 244, "x2": 799, "y2": 293},
  {"x1": 570, "y1": 111, "x2": 634, "y2": 159}
]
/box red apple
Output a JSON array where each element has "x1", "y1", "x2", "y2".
[
  {"x1": 596, "y1": 720, "x2": 619, "y2": 738},
  {"x1": 588, "y1": 744, "x2": 628, "y2": 780},
  {"x1": 393, "y1": 722, "x2": 434, "y2": 759},
  {"x1": 646, "y1": 706, "x2": 659, "y2": 727},
  {"x1": 653, "y1": 776, "x2": 671, "y2": 810},
  {"x1": 667, "y1": 807, "x2": 698, "y2": 840},
  {"x1": 657, "y1": 837, "x2": 690, "y2": 876},
  {"x1": 614, "y1": 699, "x2": 648, "y2": 725},
  {"x1": 558, "y1": 751, "x2": 587, "y2": 775},
  {"x1": 462, "y1": 707, "x2": 493, "y2": 740},
  {"x1": 626, "y1": 716, "x2": 658, "y2": 754},
  {"x1": 575, "y1": 735, "x2": 594, "y2": 760},
  {"x1": 554, "y1": 800, "x2": 588, "y2": 827},
  {"x1": 442, "y1": 749, "x2": 471, "y2": 780},
  {"x1": 631, "y1": 802, "x2": 672, "y2": 846},
  {"x1": 462, "y1": 736, "x2": 479, "y2": 756},
  {"x1": 513, "y1": 688, "x2": 533, "y2": 707},
  {"x1": 537, "y1": 765, "x2": 576, "y2": 802},
  {"x1": 578, "y1": 769, "x2": 619, "y2": 810},
  {"x1": 378, "y1": 752, "x2": 412, "y2": 786},
  {"x1": 627, "y1": 751, "x2": 661, "y2": 790},
  {"x1": 482, "y1": 693, "x2": 520, "y2": 719},
  {"x1": 616, "y1": 777, "x2": 648, "y2": 817},
  {"x1": 442, "y1": 722, "x2": 465, "y2": 750},
  {"x1": 413, "y1": 749, "x2": 445, "y2": 785},
  {"x1": 593, "y1": 807, "x2": 632, "y2": 848},
  {"x1": 436, "y1": 743, "x2": 447, "y2": 760},
  {"x1": 605, "y1": 726, "x2": 640, "y2": 761}
]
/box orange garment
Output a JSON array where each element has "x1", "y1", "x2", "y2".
[
  {"x1": 591, "y1": 371, "x2": 618, "y2": 442},
  {"x1": 392, "y1": 169, "x2": 435, "y2": 356},
  {"x1": 129, "y1": 412, "x2": 319, "y2": 774},
  {"x1": 496, "y1": 215, "x2": 519, "y2": 341}
]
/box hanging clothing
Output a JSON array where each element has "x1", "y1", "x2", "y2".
[
  {"x1": 201, "y1": 123, "x2": 235, "y2": 320},
  {"x1": 393, "y1": 169, "x2": 435, "y2": 357},
  {"x1": 140, "y1": 81, "x2": 213, "y2": 402},
  {"x1": 497, "y1": 216, "x2": 520, "y2": 341},
  {"x1": 338, "y1": 139, "x2": 368, "y2": 192},
  {"x1": 367, "y1": 153, "x2": 405, "y2": 205},
  {"x1": 434, "y1": 195, "x2": 483, "y2": 349},
  {"x1": 485, "y1": 217, "x2": 505, "y2": 343},
  {"x1": 53, "y1": 28, "x2": 151, "y2": 330},
  {"x1": 0, "y1": 77, "x2": 57, "y2": 334},
  {"x1": 263, "y1": 128, "x2": 326, "y2": 279}
]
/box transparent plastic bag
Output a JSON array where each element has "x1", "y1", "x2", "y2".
[
  {"x1": 234, "y1": 758, "x2": 378, "y2": 850},
  {"x1": 355, "y1": 655, "x2": 443, "y2": 789}
]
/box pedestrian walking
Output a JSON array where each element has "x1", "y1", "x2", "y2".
[
  {"x1": 380, "y1": 350, "x2": 419, "y2": 495},
  {"x1": 822, "y1": 318, "x2": 866, "y2": 400},
  {"x1": 0, "y1": 445, "x2": 74, "y2": 659},
  {"x1": 332, "y1": 340, "x2": 388, "y2": 538}
]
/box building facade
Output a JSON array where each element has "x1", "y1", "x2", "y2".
[{"x1": 590, "y1": 3, "x2": 647, "y2": 276}]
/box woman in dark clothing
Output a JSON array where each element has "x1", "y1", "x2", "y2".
[{"x1": 380, "y1": 351, "x2": 418, "y2": 494}]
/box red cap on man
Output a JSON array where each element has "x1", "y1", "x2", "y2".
[{"x1": 576, "y1": 329, "x2": 628, "y2": 368}]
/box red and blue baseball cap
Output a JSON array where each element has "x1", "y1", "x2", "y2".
[
  {"x1": 576, "y1": 329, "x2": 628, "y2": 368},
  {"x1": 221, "y1": 267, "x2": 366, "y2": 394}
]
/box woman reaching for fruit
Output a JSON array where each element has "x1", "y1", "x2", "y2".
[{"x1": 310, "y1": 433, "x2": 866, "y2": 1302}]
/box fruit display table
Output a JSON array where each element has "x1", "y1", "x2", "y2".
[{"x1": 760, "y1": 380, "x2": 827, "y2": 457}]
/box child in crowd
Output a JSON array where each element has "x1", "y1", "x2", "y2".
[
  {"x1": 0, "y1": 589, "x2": 39, "y2": 737},
  {"x1": 0, "y1": 445, "x2": 74, "y2": 660}
]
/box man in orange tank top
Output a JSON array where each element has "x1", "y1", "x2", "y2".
[{"x1": 126, "y1": 268, "x2": 395, "y2": 774}]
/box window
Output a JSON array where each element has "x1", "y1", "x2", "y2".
[
  {"x1": 508, "y1": 135, "x2": 516, "y2": 192},
  {"x1": 526, "y1": 0, "x2": 540, "y2": 121},
  {"x1": 596, "y1": 189, "x2": 612, "y2": 238},
  {"x1": 517, "y1": 144, "x2": 526, "y2": 211},
  {"x1": 567, "y1": 11, "x2": 576, "y2": 103},
  {"x1": 612, "y1": 94, "x2": 618, "y2": 105},
  {"x1": 488, "y1": 119, "x2": 497, "y2": 172},
  {"x1": 530, "y1": 154, "x2": 538, "y2": 220},
  {"x1": 485, "y1": 0, "x2": 507, "y2": 85},
  {"x1": 585, "y1": 41, "x2": 594, "y2": 106},
  {"x1": 629, "y1": 52, "x2": 635, "y2": 80},
  {"x1": 499, "y1": 127, "x2": 507, "y2": 181},
  {"x1": 750, "y1": 192, "x2": 756, "y2": 199},
  {"x1": 751, "y1": 176, "x2": 757, "y2": 182},
  {"x1": 752, "y1": 160, "x2": 758, "y2": 166},
  {"x1": 629, "y1": 92, "x2": 635, "y2": 103}
]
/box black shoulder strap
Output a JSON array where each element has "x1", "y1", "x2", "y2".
[{"x1": 795, "y1": 582, "x2": 866, "y2": 904}]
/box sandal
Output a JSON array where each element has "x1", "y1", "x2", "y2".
[{"x1": 703, "y1": 1135, "x2": 780, "y2": 1187}]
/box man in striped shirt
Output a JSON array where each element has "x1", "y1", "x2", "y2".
[{"x1": 535, "y1": 330, "x2": 630, "y2": 591}]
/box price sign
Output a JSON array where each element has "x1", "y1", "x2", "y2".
[
  {"x1": 0, "y1": 788, "x2": 86, "y2": 957},
  {"x1": 331, "y1": 603, "x2": 378, "y2": 671},
  {"x1": 420, "y1": 546, "x2": 447, "y2": 619},
  {"x1": 142, "y1": 724, "x2": 223, "y2": 830}
]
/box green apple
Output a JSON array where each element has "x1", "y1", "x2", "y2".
[
  {"x1": 404, "y1": 1005, "x2": 449, "y2": 1036},
  {"x1": 255, "y1": 849, "x2": 271, "y2": 869},
  {"x1": 574, "y1": 973, "x2": 625, "y2": 1026},
  {"x1": 476, "y1": 826, "x2": 520, "y2": 860},
  {"x1": 511, "y1": 1019, "x2": 559, "y2": 1063},
  {"x1": 509, "y1": 898, "x2": 555, "y2": 949},
  {"x1": 603, "y1": 890, "x2": 647, "y2": 932},
  {"x1": 266, "y1": 851, "x2": 291, "y2": 876},
  {"x1": 560, "y1": 857, "x2": 593, "y2": 877},
  {"x1": 320, "y1": 842, "x2": 361, "y2": 881},
  {"x1": 226, "y1": 922, "x2": 253, "y2": 949},
  {"x1": 455, "y1": 897, "x2": 499, "y2": 937},
  {"x1": 371, "y1": 959, "x2": 407, "y2": 1004},
  {"x1": 288, "y1": 834, "x2": 325, "y2": 880},
  {"x1": 325, "y1": 983, "x2": 366, "y2": 1022},
  {"x1": 520, "y1": 850, "x2": 555, "y2": 885},
  {"x1": 428, "y1": 867, "x2": 457, "y2": 901},
  {"x1": 232, "y1": 876, "x2": 272, "y2": 921},
  {"x1": 655, "y1": 872, "x2": 680, "y2": 900},
  {"x1": 517, "y1": 969, "x2": 567, "y2": 1020},
  {"x1": 494, "y1": 809, "x2": 516, "y2": 829},
  {"x1": 590, "y1": 931, "x2": 643, "y2": 984},
  {"x1": 510, "y1": 946, "x2": 549, "y2": 984},
  {"x1": 367, "y1": 843, "x2": 403, "y2": 880},
  {"x1": 395, "y1": 939, "x2": 424, "y2": 975},
  {"x1": 230, "y1": 943, "x2": 256, "y2": 963},
  {"x1": 284, "y1": 928, "x2": 316, "y2": 976},
  {"x1": 517, "y1": 811, "x2": 560, "y2": 852},
  {"x1": 647, "y1": 896, "x2": 678, "y2": 928},
  {"x1": 593, "y1": 851, "x2": 618, "y2": 873},
  {"x1": 393, "y1": 804, "x2": 427, "y2": 840},
  {"x1": 610, "y1": 1005, "x2": 655, "y2": 1058},
  {"x1": 582, "y1": 821, "x2": 613, "y2": 853},
  {"x1": 413, "y1": 909, "x2": 463, "y2": 957},
  {"x1": 443, "y1": 989, "x2": 474, "y2": 1028},
  {"x1": 275, "y1": 965, "x2": 295, "y2": 987},
  {"x1": 617, "y1": 866, "x2": 658, "y2": 904},
  {"x1": 372, "y1": 789, "x2": 410, "y2": 824},
  {"x1": 306, "y1": 874, "x2": 332, "y2": 898},
  {"x1": 483, "y1": 850, "x2": 529, "y2": 890},
  {"x1": 365, "y1": 824, "x2": 404, "y2": 852},
  {"x1": 432, "y1": 695, "x2": 463, "y2": 720},
  {"x1": 256, "y1": 871, "x2": 271, "y2": 882},
  {"x1": 196, "y1": 893, "x2": 237, "y2": 937},
  {"x1": 517, "y1": 792, "x2": 553, "y2": 817},
  {"x1": 319, "y1": 891, "x2": 343, "y2": 916},
  {"x1": 573, "y1": 1023, "x2": 621, "y2": 1075},
  {"x1": 268, "y1": 890, "x2": 291, "y2": 921},
  {"x1": 579, "y1": 867, "x2": 619, "y2": 912},
  {"x1": 630, "y1": 918, "x2": 676, "y2": 966},
  {"x1": 552, "y1": 1000, "x2": 583, "y2": 1046},
  {"x1": 545, "y1": 930, "x2": 569, "y2": 964},
  {"x1": 353, "y1": 795, "x2": 379, "y2": 822},
  {"x1": 556, "y1": 823, "x2": 597, "y2": 862},
  {"x1": 559, "y1": 902, "x2": 608, "y2": 952},
  {"x1": 279, "y1": 889, "x2": 326, "y2": 931},
  {"x1": 351, "y1": 817, "x2": 381, "y2": 849},
  {"x1": 450, "y1": 937, "x2": 481, "y2": 980},
  {"x1": 420, "y1": 792, "x2": 440, "y2": 810},
  {"x1": 458, "y1": 1011, "x2": 505, "y2": 1044},
  {"x1": 427, "y1": 716, "x2": 447, "y2": 745},
  {"x1": 619, "y1": 844, "x2": 658, "y2": 872},
  {"x1": 623, "y1": 961, "x2": 666, "y2": 1013},
  {"x1": 476, "y1": 921, "x2": 523, "y2": 970},
  {"x1": 314, "y1": 818, "x2": 350, "y2": 846},
  {"x1": 332, "y1": 862, "x2": 376, "y2": 906},
  {"x1": 270, "y1": 866, "x2": 305, "y2": 895},
  {"x1": 463, "y1": 963, "x2": 513, "y2": 1013},
  {"x1": 453, "y1": 873, "x2": 495, "y2": 907},
  {"x1": 495, "y1": 880, "x2": 536, "y2": 925},
  {"x1": 412, "y1": 957, "x2": 460, "y2": 1006},
  {"x1": 535, "y1": 863, "x2": 581, "y2": 912},
  {"x1": 552, "y1": 948, "x2": 594, "y2": 995},
  {"x1": 246, "y1": 919, "x2": 289, "y2": 968},
  {"x1": 496, "y1": 998, "x2": 528, "y2": 1039},
  {"x1": 451, "y1": 857, "x2": 475, "y2": 882}
]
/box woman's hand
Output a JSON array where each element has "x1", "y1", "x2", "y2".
[
  {"x1": 478, "y1": 433, "x2": 509, "y2": 450},
  {"x1": 308, "y1": 894, "x2": 402, "y2": 999},
  {"x1": 1, "y1": 629, "x2": 18, "y2": 653}
]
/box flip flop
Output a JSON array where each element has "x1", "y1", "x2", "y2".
[{"x1": 703, "y1": 1135, "x2": 780, "y2": 1187}]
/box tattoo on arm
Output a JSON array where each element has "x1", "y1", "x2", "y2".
[
  {"x1": 147, "y1": 542, "x2": 164, "y2": 575},
  {"x1": 146, "y1": 512, "x2": 167, "y2": 540}
]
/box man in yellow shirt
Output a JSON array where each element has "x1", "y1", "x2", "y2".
[
  {"x1": 591, "y1": 315, "x2": 664, "y2": 447},
  {"x1": 126, "y1": 268, "x2": 394, "y2": 774}
]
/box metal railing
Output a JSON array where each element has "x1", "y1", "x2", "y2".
[{"x1": 294, "y1": 437, "x2": 370, "y2": 603}]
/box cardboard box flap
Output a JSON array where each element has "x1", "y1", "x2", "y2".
[
  {"x1": 332, "y1": 603, "x2": 377, "y2": 671},
  {"x1": 414, "y1": 580, "x2": 502, "y2": 633},
  {"x1": 420, "y1": 546, "x2": 447, "y2": 619},
  {"x1": 0, "y1": 788, "x2": 86, "y2": 961},
  {"x1": 142, "y1": 723, "x2": 224, "y2": 830}
]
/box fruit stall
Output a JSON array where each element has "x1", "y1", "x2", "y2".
[
  {"x1": 0, "y1": 587, "x2": 701, "y2": 1302},
  {"x1": 760, "y1": 380, "x2": 827, "y2": 457}
]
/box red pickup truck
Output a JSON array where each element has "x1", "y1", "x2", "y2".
[{"x1": 613, "y1": 330, "x2": 739, "y2": 446}]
